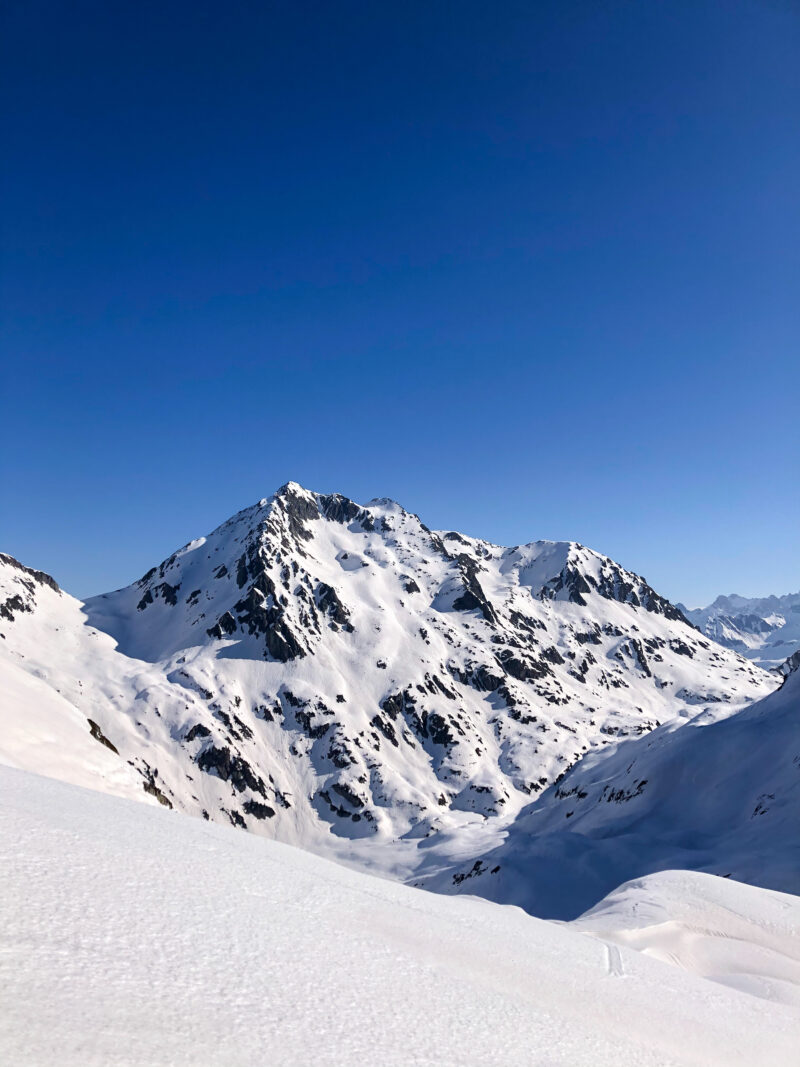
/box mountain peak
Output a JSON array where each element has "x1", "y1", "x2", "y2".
[
  {"x1": 1, "y1": 496, "x2": 777, "y2": 876},
  {"x1": 366, "y1": 496, "x2": 403, "y2": 509},
  {"x1": 274, "y1": 479, "x2": 314, "y2": 498}
]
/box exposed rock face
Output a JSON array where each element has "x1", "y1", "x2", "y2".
[
  {"x1": 0, "y1": 553, "x2": 60, "y2": 594},
  {"x1": 778, "y1": 649, "x2": 800, "y2": 679},
  {"x1": 0, "y1": 485, "x2": 776, "y2": 858},
  {"x1": 0, "y1": 553, "x2": 60, "y2": 622}
]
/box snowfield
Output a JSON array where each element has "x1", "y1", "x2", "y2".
[{"x1": 2, "y1": 764, "x2": 799, "y2": 1067}]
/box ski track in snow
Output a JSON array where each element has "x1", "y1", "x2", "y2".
[{"x1": 603, "y1": 942, "x2": 626, "y2": 978}]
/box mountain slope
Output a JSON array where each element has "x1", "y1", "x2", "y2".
[
  {"x1": 682, "y1": 591, "x2": 800, "y2": 669},
  {"x1": 0, "y1": 484, "x2": 776, "y2": 874},
  {"x1": 2, "y1": 763, "x2": 798, "y2": 1067},
  {"x1": 431, "y1": 658, "x2": 800, "y2": 918}
]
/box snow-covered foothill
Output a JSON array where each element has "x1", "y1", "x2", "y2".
[{"x1": 432, "y1": 659, "x2": 800, "y2": 917}]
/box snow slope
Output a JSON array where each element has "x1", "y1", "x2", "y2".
[
  {"x1": 682, "y1": 591, "x2": 800, "y2": 669},
  {"x1": 0, "y1": 653, "x2": 155, "y2": 803},
  {"x1": 0, "y1": 484, "x2": 775, "y2": 879},
  {"x1": 574, "y1": 869, "x2": 800, "y2": 1008},
  {"x1": 432, "y1": 662, "x2": 800, "y2": 918},
  {"x1": 2, "y1": 764, "x2": 799, "y2": 1067}
]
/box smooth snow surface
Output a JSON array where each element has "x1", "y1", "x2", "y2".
[
  {"x1": 574, "y1": 870, "x2": 800, "y2": 1008},
  {"x1": 0, "y1": 653, "x2": 156, "y2": 803},
  {"x1": 2, "y1": 765, "x2": 799, "y2": 1067}
]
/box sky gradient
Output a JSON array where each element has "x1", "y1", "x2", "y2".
[{"x1": 2, "y1": 0, "x2": 798, "y2": 605}]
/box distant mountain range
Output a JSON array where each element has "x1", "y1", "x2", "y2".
[{"x1": 679, "y1": 592, "x2": 800, "y2": 669}]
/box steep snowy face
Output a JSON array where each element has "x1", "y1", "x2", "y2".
[
  {"x1": 683, "y1": 592, "x2": 800, "y2": 669},
  {"x1": 432, "y1": 657, "x2": 800, "y2": 919},
  {"x1": 0, "y1": 556, "x2": 161, "y2": 803},
  {"x1": 1, "y1": 484, "x2": 775, "y2": 858},
  {"x1": 86, "y1": 484, "x2": 377, "y2": 663}
]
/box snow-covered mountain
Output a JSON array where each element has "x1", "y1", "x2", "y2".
[
  {"x1": 0, "y1": 483, "x2": 775, "y2": 876},
  {"x1": 681, "y1": 591, "x2": 800, "y2": 669},
  {"x1": 431, "y1": 654, "x2": 800, "y2": 918},
  {"x1": 0, "y1": 484, "x2": 777, "y2": 865}
]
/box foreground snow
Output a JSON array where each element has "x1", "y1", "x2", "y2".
[{"x1": 1, "y1": 766, "x2": 799, "y2": 1066}]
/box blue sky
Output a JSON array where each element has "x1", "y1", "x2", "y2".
[{"x1": 2, "y1": 0, "x2": 798, "y2": 604}]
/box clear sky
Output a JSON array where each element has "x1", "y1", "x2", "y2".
[{"x1": 2, "y1": 0, "x2": 798, "y2": 605}]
